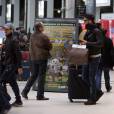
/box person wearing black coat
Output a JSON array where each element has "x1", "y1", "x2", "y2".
[
  {"x1": 96, "y1": 30, "x2": 113, "y2": 92},
  {"x1": 0, "y1": 44, "x2": 11, "y2": 114},
  {"x1": 0, "y1": 23, "x2": 23, "y2": 107},
  {"x1": 81, "y1": 14, "x2": 104, "y2": 105}
]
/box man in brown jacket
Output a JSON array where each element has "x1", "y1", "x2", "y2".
[{"x1": 22, "y1": 22, "x2": 52, "y2": 100}]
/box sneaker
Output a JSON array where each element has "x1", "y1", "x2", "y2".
[
  {"x1": 21, "y1": 91, "x2": 28, "y2": 99},
  {"x1": 37, "y1": 97, "x2": 49, "y2": 100},
  {"x1": 95, "y1": 90, "x2": 104, "y2": 102},
  {"x1": 84, "y1": 100, "x2": 96, "y2": 105},
  {"x1": 12, "y1": 100, "x2": 23, "y2": 107},
  {"x1": 107, "y1": 86, "x2": 112, "y2": 92}
]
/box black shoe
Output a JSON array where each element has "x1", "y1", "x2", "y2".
[
  {"x1": 37, "y1": 97, "x2": 49, "y2": 100},
  {"x1": 95, "y1": 91, "x2": 104, "y2": 102},
  {"x1": 21, "y1": 91, "x2": 28, "y2": 99},
  {"x1": 84, "y1": 100, "x2": 96, "y2": 105},
  {"x1": 0, "y1": 109, "x2": 9, "y2": 114},
  {"x1": 12, "y1": 100, "x2": 23, "y2": 107},
  {"x1": 107, "y1": 86, "x2": 112, "y2": 92}
]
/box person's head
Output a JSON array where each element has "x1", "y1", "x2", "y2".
[
  {"x1": 34, "y1": 22, "x2": 44, "y2": 33},
  {"x1": 96, "y1": 23, "x2": 102, "y2": 29},
  {"x1": 83, "y1": 14, "x2": 95, "y2": 24},
  {"x1": 85, "y1": 23, "x2": 96, "y2": 31},
  {"x1": 4, "y1": 23, "x2": 13, "y2": 36}
]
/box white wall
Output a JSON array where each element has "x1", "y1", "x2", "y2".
[{"x1": 65, "y1": 0, "x2": 75, "y2": 18}]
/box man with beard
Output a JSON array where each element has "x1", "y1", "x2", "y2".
[
  {"x1": 80, "y1": 14, "x2": 104, "y2": 105},
  {"x1": 0, "y1": 23, "x2": 23, "y2": 107}
]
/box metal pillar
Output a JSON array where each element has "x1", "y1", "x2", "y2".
[
  {"x1": 24, "y1": 0, "x2": 27, "y2": 30},
  {"x1": 13, "y1": 0, "x2": 20, "y2": 28},
  {"x1": 0, "y1": 0, "x2": 6, "y2": 26},
  {"x1": 65, "y1": 0, "x2": 75, "y2": 18},
  {"x1": 47, "y1": 0, "x2": 54, "y2": 18},
  {"x1": 27, "y1": 0, "x2": 35, "y2": 32},
  {"x1": 61, "y1": 0, "x2": 65, "y2": 18}
]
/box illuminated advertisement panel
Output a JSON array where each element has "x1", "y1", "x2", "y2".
[{"x1": 33, "y1": 19, "x2": 78, "y2": 92}]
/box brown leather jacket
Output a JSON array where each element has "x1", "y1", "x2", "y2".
[{"x1": 29, "y1": 32, "x2": 52, "y2": 61}]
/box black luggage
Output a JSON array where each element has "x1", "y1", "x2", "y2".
[{"x1": 68, "y1": 65, "x2": 90, "y2": 102}]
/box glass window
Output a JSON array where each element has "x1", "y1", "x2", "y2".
[
  {"x1": 35, "y1": 0, "x2": 47, "y2": 18},
  {"x1": 6, "y1": 4, "x2": 11, "y2": 22}
]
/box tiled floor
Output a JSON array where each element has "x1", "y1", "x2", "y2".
[{"x1": 8, "y1": 71, "x2": 114, "y2": 114}]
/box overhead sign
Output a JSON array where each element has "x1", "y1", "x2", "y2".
[
  {"x1": 96, "y1": 0, "x2": 110, "y2": 7},
  {"x1": 101, "y1": 13, "x2": 114, "y2": 20}
]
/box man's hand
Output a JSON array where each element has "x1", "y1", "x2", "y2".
[
  {"x1": 0, "y1": 44, "x2": 4, "y2": 48},
  {"x1": 79, "y1": 40, "x2": 87, "y2": 45},
  {"x1": 18, "y1": 68, "x2": 23, "y2": 75}
]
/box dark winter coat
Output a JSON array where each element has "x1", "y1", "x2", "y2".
[
  {"x1": 84, "y1": 24, "x2": 103, "y2": 57},
  {"x1": 2, "y1": 34, "x2": 22, "y2": 68},
  {"x1": 102, "y1": 37, "x2": 113, "y2": 68}
]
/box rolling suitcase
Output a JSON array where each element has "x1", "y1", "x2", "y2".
[{"x1": 68, "y1": 65, "x2": 90, "y2": 102}]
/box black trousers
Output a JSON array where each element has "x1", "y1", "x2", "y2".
[
  {"x1": 104, "y1": 67, "x2": 111, "y2": 90},
  {"x1": 0, "y1": 64, "x2": 21, "y2": 101},
  {"x1": 23, "y1": 60, "x2": 48, "y2": 98}
]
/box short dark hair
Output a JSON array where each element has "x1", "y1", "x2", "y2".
[
  {"x1": 84, "y1": 14, "x2": 95, "y2": 23},
  {"x1": 96, "y1": 23, "x2": 101, "y2": 28}
]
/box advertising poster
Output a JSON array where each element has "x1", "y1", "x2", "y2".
[
  {"x1": 101, "y1": 19, "x2": 110, "y2": 37},
  {"x1": 33, "y1": 19, "x2": 78, "y2": 92},
  {"x1": 101, "y1": 19, "x2": 114, "y2": 45}
]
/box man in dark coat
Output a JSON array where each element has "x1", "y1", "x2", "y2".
[
  {"x1": 81, "y1": 14, "x2": 104, "y2": 105},
  {"x1": 0, "y1": 23, "x2": 23, "y2": 107}
]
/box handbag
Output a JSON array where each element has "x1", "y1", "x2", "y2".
[{"x1": 68, "y1": 45, "x2": 88, "y2": 65}]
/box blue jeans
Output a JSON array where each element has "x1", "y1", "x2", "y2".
[
  {"x1": 95, "y1": 60, "x2": 102, "y2": 91},
  {"x1": 82, "y1": 57, "x2": 100, "y2": 101},
  {"x1": 96, "y1": 61, "x2": 111, "y2": 91},
  {"x1": 23, "y1": 60, "x2": 48, "y2": 98}
]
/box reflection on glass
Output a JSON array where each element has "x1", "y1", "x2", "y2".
[
  {"x1": 6, "y1": 4, "x2": 11, "y2": 22},
  {"x1": 38, "y1": 1, "x2": 44, "y2": 18}
]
